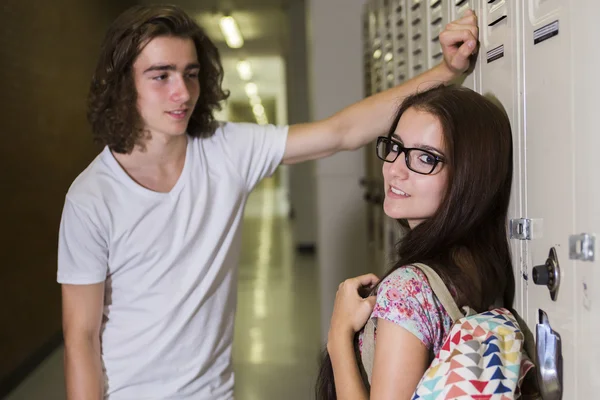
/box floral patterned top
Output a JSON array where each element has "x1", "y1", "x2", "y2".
[{"x1": 359, "y1": 265, "x2": 454, "y2": 360}]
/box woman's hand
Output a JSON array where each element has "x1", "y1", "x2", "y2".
[
  {"x1": 328, "y1": 273, "x2": 380, "y2": 343},
  {"x1": 439, "y1": 9, "x2": 480, "y2": 76}
]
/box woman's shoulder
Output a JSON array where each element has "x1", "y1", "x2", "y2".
[{"x1": 380, "y1": 265, "x2": 431, "y2": 291}]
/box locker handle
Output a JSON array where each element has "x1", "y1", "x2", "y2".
[
  {"x1": 488, "y1": 14, "x2": 507, "y2": 27},
  {"x1": 455, "y1": 0, "x2": 467, "y2": 5}
]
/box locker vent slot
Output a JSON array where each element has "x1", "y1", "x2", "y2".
[
  {"x1": 488, "y1": 14, "x2": 507, "y2": 27},
  {"x1": 455, "y1": 0, "x2": 467, "y2": 5},
  {"x1": 431, "y1": 16, "x2": 443, "y2": 25},
  {"x1": 430, "y1": 0, "x2": 441, "y2": 7}
]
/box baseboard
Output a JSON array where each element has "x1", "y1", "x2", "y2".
[{"x1": 0, "y1": 330, "x2": 64, "y2": 398}]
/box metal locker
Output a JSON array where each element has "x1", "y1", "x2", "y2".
[
  {"x1": 572, "y1": 1, "x2": 600, "y2": 398},
  {"x1": 476, "y1": 0, "x2": 525, "y2": 316},
  {"x1": 370, "y1": 0, "x2": 385, "y2": 94},
  {"x1": 380, "y1": 0, "x2": 396, "y2": 90},
  {"x1": 392, "y1": 0, "x2": 409, "y2": 84},
  {"x1": 363, "y1": 8, "x2": 373, "y2": 97},
  {"x1": 361, "y1": 0, "x2": 377, "y2": 271},
  {"x1": 522, "y1": 1, "x2": 574, "y2": 398},
  {"x1": 427, "y1": 0, "x2": 448, "y2": 68},
  {"x1": 407, "y1": 0, "x2": 428, "y2": 77},
  {"x1": 449, "y1": 0, "x2": 479, "y2": 90}
]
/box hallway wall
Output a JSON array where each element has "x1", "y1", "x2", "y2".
[{"x1": 0, "y1": 0, "x2": 135, "y2": 391}]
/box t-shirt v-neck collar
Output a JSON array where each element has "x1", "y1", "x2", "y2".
[{"x1": 102, "y1": 137, "x2": 192, "y2": 198}]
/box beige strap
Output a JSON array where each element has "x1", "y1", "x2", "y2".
[
  {"x1": 360, "y1": 263, "x2": 463, "y2": 383},
  {"x1": 411, "y1": 263, "x2": 464, "y2": 323}
]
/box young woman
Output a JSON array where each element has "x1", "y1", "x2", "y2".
[{"x1": 317, "y1": 84, "x2": 515, "y2": 399}]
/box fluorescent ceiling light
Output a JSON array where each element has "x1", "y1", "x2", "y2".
[
  {"x1": 253, "y1": 104, "x2": 265, "y2": 116},
  {"x1": 249, "y1": 95, "x2": 262, "y2": 106},
  {"x1": 236, "y1": 60, "x2": 253, "y2": 81},
  {"x1": 219, "y1": 16, "x2": 244, "y2": 48},
  {"x1": 245, "y1": 82, "x2": 258, "y2": 97}
]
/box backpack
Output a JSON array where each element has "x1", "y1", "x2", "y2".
[{"x1": 361, "y1": 263, "x2": 538, "y2": 399}]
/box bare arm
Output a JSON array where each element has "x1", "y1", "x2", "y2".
[
  {"x1": 282, "y1": 11, "x2": 479, "y2": 165},
  {"x1": 62, "y1": 282, "x2": 105, "y2": 400},
  {"x1": 369, "y1": 319, "x2": 429, "y2": 400}
]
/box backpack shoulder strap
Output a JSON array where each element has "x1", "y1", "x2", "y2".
[
  {"x1": 360, "y1": 263, "x2": 463, "y2": 383},
  {"x1": 410, "y1": 263, "x2": 463, "y2": 323}
]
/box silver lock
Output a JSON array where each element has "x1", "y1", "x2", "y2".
[
  {"x1": 532, "y1": 247, "x2": 561, "y2": 301},
  {"x1": 536, "y1": 309, "x2": 563, "y2": 400}
]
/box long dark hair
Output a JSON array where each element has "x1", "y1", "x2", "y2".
[
  {"x1": 87, "y1": 4, "x2": 229, "y2": 153},
  {"x1": 316, "y1": 84, "x2": 515, "y2": 399}
]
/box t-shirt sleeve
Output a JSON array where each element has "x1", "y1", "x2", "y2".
[
  {"x1": 57, "y1": 198, "x2": 108, "y2": 285},
  {"x1": 371, "y1": 266, "x2": 452, "y2": 355},
  {"x1": 220, "y1": 122, "x2": 288, "y2": 191}
]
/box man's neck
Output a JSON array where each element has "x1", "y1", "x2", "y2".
[{"x1": 114, "y1": 133, "x2": 187, "y2": 169}]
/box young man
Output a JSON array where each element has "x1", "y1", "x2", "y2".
[{"x1": 58, "y1": 4, "x2": 478, "y2": 399}]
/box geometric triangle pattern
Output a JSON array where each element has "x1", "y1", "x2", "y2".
[{"x1": 412, "y1": 307, "x2": 530, "y2": 399}]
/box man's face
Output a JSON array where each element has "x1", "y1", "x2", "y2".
[{"x1": 132, "y1": 35, "x2": 200, "y2": 140}]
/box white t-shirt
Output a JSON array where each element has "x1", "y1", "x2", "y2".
[{"x1": 57, "y1": 122, "x2": 288, "y2": 399}]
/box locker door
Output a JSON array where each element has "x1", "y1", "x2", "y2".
[
  {"x1": 381, "y1": 0, "x2": 410, "y2": 273},
  {"x1": 428, "y1": 0, "x2": 447, "y2": 68},
  {"x1": 407, "y1": 0, "x2": 427, "y2": 77},
  {"x1": 572, "y1": 1, "x2": 600, "y2": 397},
  {"x1": 392, "y1": 0, "x2": 409, "y2": 84},
  {"x1": 522, "y1": 1, "x2": 575, "y2": 398},
  {"x1": 449, "y1": 0, "x2": 479, "y2": 91},
  {"x1": 477, "y1": 0, "x2": 524, "y2": 315},
  {"x1": 381, "y1": 0, "x2": 396, "y2": 90},
  {"x1": 362, "y1": 0, "x2": 379, "y2": 271}
]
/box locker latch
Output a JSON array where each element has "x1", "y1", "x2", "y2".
[
  {"x1": 509, "y1": 218, "x2": 531, "y2": 240},
  {"x1": 569, "y1": 233, "x2": 595, "y2": 262}
]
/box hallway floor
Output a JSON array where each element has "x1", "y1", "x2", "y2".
[{"x1": 5, "y1": 177, "x2": 322, "y2": 399}]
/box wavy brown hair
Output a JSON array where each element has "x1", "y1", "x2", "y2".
[
  {"x1": 87, "y1": 4, "x2": 229, "y2": 153},
  {"x1": 316, "y1": 84, "x2": 515, "y2": 399}
]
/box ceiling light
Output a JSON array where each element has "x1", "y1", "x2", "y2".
[
  {"x1": 249, "y1": 95, "x2": 262, "y2": 106},
  {"x1": 219, "y1": 16, "x2": 244, "y2": 49},
  {"x1": 253, "y1": 104, "x2": 265, "y2": 116},
  {"x1": 236, "y1": 60, "x2": 253, "y2": 81},
  {"x1": 245, "y1": 82, "x2": 258, "y2": 97}
]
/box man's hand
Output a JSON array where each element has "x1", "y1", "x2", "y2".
[{"x1": 439, "y1": 9, "x2": 480, "y2": 76}]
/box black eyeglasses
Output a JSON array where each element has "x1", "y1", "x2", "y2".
[{"x1": 376, "y1": 136, "x2": 445, "y2": 175}]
